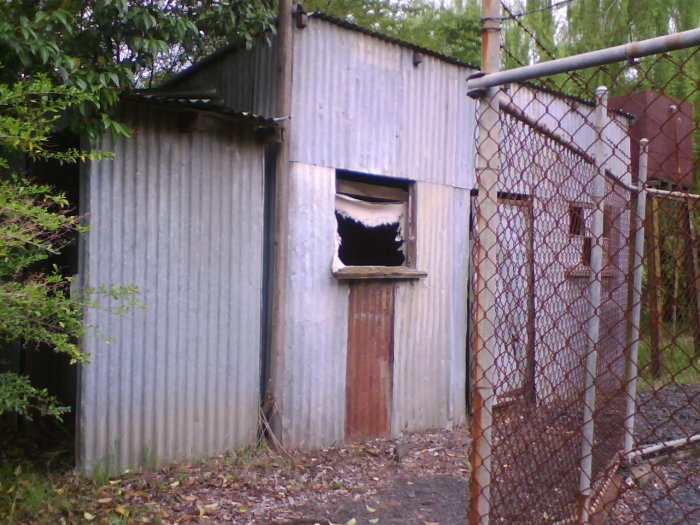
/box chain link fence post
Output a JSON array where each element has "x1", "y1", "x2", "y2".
[{"x1": 468, "y1": 1, "x2": 501, "y2": 523}]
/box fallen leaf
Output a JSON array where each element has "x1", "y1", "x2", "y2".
[
  {"x1": 366, "y1": 505, "x2": 377, "y2": 513},
  {"x1": 369, "y1": 520, "x2": 379, "y2": 524},
  {"x1": 169, "y1": 480, "x2": 180, "y2": 488},
  {"x1": 115, "y1": 505, "x2": 129, "y2": 516},
  {"x1": 97, "y1": 497, "x2": 113, "y2": 504},
  {"x1": 83, "y1": 511, "x2": 95, "y2": 521}
]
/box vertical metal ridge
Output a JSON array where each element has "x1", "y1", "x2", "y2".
[
  {"x1": 393, "y1": 183, "x2": 469, "y2": 433},
  {"x1": 80, "y1": 105, "x2": 265, "y2": 473},
  {"x1": 277, "y1": 162, "x2": 348, "y2": 448},
  {"x1": 291, "y1": 21, "x2": 476, "y2": 189}
]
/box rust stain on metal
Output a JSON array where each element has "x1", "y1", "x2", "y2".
[{"x1": 346, "y1": 281, "x2": 395, "y2": 439}]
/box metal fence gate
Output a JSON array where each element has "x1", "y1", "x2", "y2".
[{"x1": 467, "y1": 4, "x2": 700, "y2": 523}]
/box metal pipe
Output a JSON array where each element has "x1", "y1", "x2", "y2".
[
  {"x1": 646, "y1": 187, "x2": 700, "y2": 201},
  {"x1": 468, "y1": 28, "x2": 700, "y2": 93},
  {"x1": 578, "y1": 86, "x2": 609, "y2": 525},
  {"x1": 468, "y1": 1, "x2": 501, "y2": 524},
  {"x1": 623, "y1": 139, "x2": 649, "y2": 462},
  {"x1": 627, "y1": 432, "x2": 700, "y2": 460},
  {"x1": 269, "y1": 0, "x2": 295, "y2": 433}
]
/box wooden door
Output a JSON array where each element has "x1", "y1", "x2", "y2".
[{"x1": 494, "y1": 198, "x2": 536, "y2": 405}]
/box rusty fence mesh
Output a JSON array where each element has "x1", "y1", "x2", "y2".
[{"x1": 469, "y1": 44, "x2": 700, "y2": 524}]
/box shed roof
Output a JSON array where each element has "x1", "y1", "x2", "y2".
[{"x1": 123, "y1": 89, "x2": 278, "y2": 128}]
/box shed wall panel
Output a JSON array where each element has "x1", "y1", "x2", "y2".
[
  {"x1": 276, "y1": 162, "x2": 349, "y2": 448},
  {"x1": 291, "y1": 20, "x2": 476, "y2": 189},
  {"x1": 172, "y1": 39, "x2": 279, "y2": 117},
  {"x1": 393, "y1": 183, "x2": 470, "y2": 433},
  {"x1": 79, "y1": 106, "x2": 265, "y2": 473}
]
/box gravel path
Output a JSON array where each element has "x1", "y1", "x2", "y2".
[{"x1": 610, "y1": 385, "x2": 700, "y2": 524}]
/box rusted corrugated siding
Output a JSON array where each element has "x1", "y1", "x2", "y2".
[
  {"x1": 291, "y1": 18, "x2": 476, "y2": 190},
  {"x1": 346, "y1": 282, "x2": 395, "y2": 438},
  {"x1": 79, "y1": 105, "x2": 265, "y2": 473}
]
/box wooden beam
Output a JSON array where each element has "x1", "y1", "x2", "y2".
[
  {"x1": 681, "y1": 200, "x2": 700, "y2": 356},
  {"x1": 646, "y1": 195, "x2": 664, "y2": 379}
]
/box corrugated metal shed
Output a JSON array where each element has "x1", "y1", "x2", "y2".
[
  {"x1": 291, "y1": 17, "x2": 477, "y2": 189},
  {"x1": 165, "y1": 37, "x2": 279, "y2": 118},
  {"x1": 78, "y1": 103, "x2": 267, "y2": 473},
  {"x1": 393, "y1": 183, "x2": 470, "y2": 432},
  {"x1": 274, "y1": 162, "x2": 349, "y2": 448}
]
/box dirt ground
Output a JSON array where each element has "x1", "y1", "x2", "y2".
[
  {"x1": 12, "y1": 386, "x2": 700, "y2": 524},
  {"x1": 19, "y1": 427, "x2": 471, "y2": 525}
]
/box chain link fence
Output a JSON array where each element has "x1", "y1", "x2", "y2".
[{"x1": 468, "y1": 35, "x2": 700, "y2": 524}]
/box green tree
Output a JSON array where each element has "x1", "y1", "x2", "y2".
[
  {"x1": 0, "y1": 1, "x2": 275, "y2": 422},
  {"x1": 303, "y1": 0, "x2": 482, "y2": 66}
]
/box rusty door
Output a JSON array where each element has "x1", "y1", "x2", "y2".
[
  {"x1": 346, "y1": 281, "x2": 395, "y2": 438},
  {"x1": 494, "y1": 198, "x2": 536, "y2": 405}
]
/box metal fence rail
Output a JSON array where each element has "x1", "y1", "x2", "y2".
[{"x1": 468, "y1": 4, "x2": 700, "y2": 523}]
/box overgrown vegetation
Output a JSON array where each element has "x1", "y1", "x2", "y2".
[
  {"x1": 0, "y1": 0, "x2": 276, "y2": 447},
  {"x1": 637, "y1": 333, "x2": 700, "y2": 388}
]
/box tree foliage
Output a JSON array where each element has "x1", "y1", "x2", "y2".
[
  {"x1": 0, "y1": 1, "x2": 275, "y2": 422},
  {"x1": 302, "y1": 0, "x2": 482, "y2": 66}
]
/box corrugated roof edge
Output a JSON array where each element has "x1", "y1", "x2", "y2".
[
  {"x1": 159, "y1": 10, "x2": 632, "y2": 121},
  {"x1": 516, "y1": 81, "x2": 636, "y2": 120},
  {"x1": 308, "y1": 11, "x2": 480, "y2": 70},
  {"x1": 161, "y1": 10, "x2": 480, "y2": 90},
  {"x1": 122, "y1": 91, "x2": 278, "y2": 127}
]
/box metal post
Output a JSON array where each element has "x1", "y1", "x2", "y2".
[
  {"x1": 269, "y1": 0, "x2": 295, "y2": 430},
  {"x1": 623, "y1": 139, "x2": 649, "y2": 461},
  {"x1": 647, "y1": 196, "x2": 664, "y2": 379},
  {"x1": 468, "y1": 1, "x2": 501, "y2": 524},
  {"x1": 578, "y1": 86, "x2": 609, "y2": 525}
]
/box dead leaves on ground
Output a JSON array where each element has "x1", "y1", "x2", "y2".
[{"x1": 21, "y1": 427, "x2": 470, "y2": 524}]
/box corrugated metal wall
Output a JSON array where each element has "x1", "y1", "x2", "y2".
[
  {"x1": 511, "y1": 85, "x2": 632, "y2": 183},
  {"x1": 291, "y1": 19, "x2": 476, "y2": 189},
  {"x1": 275, "y1": 162, "x2": 349, "y2": 448},
  {"x1": 276, "y1": 166, "x2": 471, "y2": 447},
  {"x1": 172, "y1": 39, "x2": 279, "y2": 117},
  {"x1": 78, "y1": 105, "x2": 266, "y2": 473},
  {"x1": 393, "y1": 183, "x2": 470, "y2": 433}
]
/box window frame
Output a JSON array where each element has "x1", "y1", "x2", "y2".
[{"x1": 332, "y1": 171, "x2": 426, "y2": 281}]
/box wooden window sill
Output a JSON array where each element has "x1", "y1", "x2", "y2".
[{"x1": 333, "y1": 266, "x2": 428, "y2": 280}]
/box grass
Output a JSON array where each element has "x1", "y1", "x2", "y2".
[
  {"x1": 636, "y1": 332, "x2": 700, "y2": 389},
  {"x1": 0, "y1": 447, "x2": 74, "y2": 524}
]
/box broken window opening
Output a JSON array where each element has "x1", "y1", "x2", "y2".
[
  {"x1": 569, "y1": 205, "x2": 585, "y2": 236},
  {"x1": 334, "y1": 173, "x2": 412, "y2": 269}
]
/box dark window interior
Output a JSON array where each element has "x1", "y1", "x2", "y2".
[
  {"x1": 335, "y1": 171, "x2": 410, "y2": 267},
  {"x1": 582, "y1": 236, "x2": 592, "y2": 265},
  {"x1": 603, "y1": 205, "x2": 614, "y2": 238},
  {"x1": 336, "y1": 213, "x2": 405, "y2": 266},
  {"x1": 569, "y1": 205, "x2": 585, "y2": 236}
]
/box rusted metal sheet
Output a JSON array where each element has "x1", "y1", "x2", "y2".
[
  {"x1": 610, "y1": 92, "x2": 694, "y2": 188},
  {"x1": 346, "y1": 281, "x2": 395, "y2": 439},
  {"x1": 79, "y1": 103, "x2": 265, "y2": 474}
]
